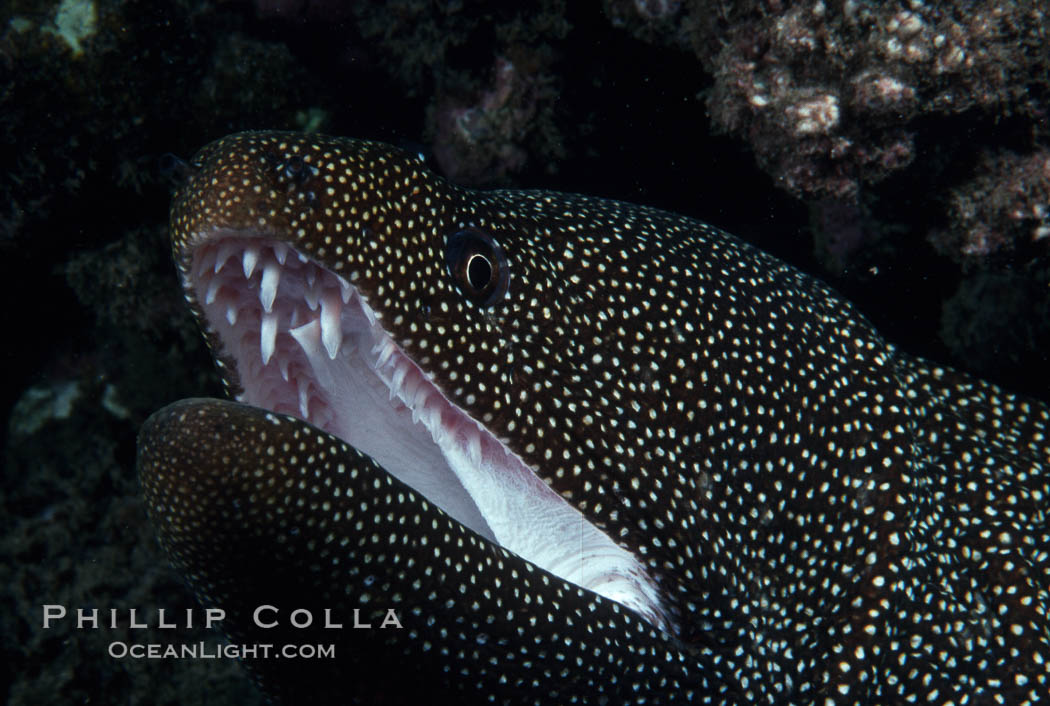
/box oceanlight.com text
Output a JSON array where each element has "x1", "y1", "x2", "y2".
[{"x1": 108, "y1": 641, "x2": 336, "y2": 659}]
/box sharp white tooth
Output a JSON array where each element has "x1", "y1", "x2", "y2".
[
  {"x1": 260, "y1": 311, "x2": 278, "y2": 365},
  {"x1": 391, "y1": 363, "x2": 408, "y2": 395},
  {"x1": 374, "y1": 338, "x2": 396, "y2": 370},
  {"x1": 289, "y1": 307, "x2": 300, "y2": 328},
  {"x1": 410, "y1": 390, "x2": 429, "y2": 425},
  {"x1": 340, "y1": 280, "x2": 352, "y2": 304},
  {"x1": 215, "y1": 242, "x2": 238, "y2": 273},
  {"x1": 361, "y1": 300, "x2": 376, "y2": 326},
  {"x1": 274, "y1": 243, "x2": 288, "y2": 265},
  {"x1": 198, "y1": 251, "x2": 217, "y2": 277},
  {"x1": 205, "y1": 278, "x2": 221, "y2": 305},
  {"x1": 279, "y1": 357, "x2": 290, "y2": 381},
  {"x1": 297, "y1": 377, "x2": 310, "y2": 419},
  {"x1": 402, "y1": 371, "x2": 421, "y2": 407},
  {"x1": 320, "y1": 291, "x2": 342, "y2": 360},
  {"x1": 225, "y1": 305, "x2": 238, "y2": 326},
  {"x1": 290, "y1": 320, "x2": 322, "y2": 358},
  {"x1": 297, "y1": 252, "x2": 309, "y2": 264},
  {"x1": 243, "y1": 247, "x2": 260, "y2": 279},
  {"x1": 260, "y1": 261, "x2": 280, "y2": 313},
  {"x1": 305, "y1": 286, "x2": 319, "y2": 311},
  {"x1": 427, "y1": 401, "x2": 442, "y2": 429}
]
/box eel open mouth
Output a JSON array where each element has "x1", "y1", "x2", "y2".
[{"x1": 187, "y1": 232, "x2": 672, "y2": 634}]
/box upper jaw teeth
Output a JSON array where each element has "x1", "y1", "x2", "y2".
[
  {"x1": 198, "y1": 239, "x2": 358, "y2": 421},
  {"x1": 201, "y1": 237, "x2": 412, "y2": 434},
  {"x1": 207, "y1": 239, "x2": 357, "y2": 361},
  {"x1": 260, "y1": 311, "x2": 278, "y2": 365},
  {"x1": 260, "y1": 261, "x2": 280, "y2": 313},
  {"x1": 373, "y1": 338, "x2": 397, "y2": 369},
  {"x1": 200, "y1": 238, "x2": 459, "y2": 446},
  {"x1": 320, "y1": 291, "x2": 343, "y2": 360},
  {"x1": 242, "y1": 247, "x2": 259, "y2": 278}
]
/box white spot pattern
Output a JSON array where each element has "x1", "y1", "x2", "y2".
[{"x1": 153, "y1": 131, "x2": 1050, "y2": 705}]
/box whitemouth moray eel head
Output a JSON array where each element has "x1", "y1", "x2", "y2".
[{"x1": 139, "y1": 131, "x2": 1050, "y2": 704}]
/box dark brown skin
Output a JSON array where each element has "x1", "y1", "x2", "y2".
[
  {"x1": 138, "y1": 398, "x2": 702, "y2": 705},
  {"x1": 144, "y1": 131, "x2": 1050, "y2": 704}
]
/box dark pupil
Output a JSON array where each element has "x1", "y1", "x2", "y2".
[{"x1": 466, "y1": 253, "x2": 492, "y2": 291}]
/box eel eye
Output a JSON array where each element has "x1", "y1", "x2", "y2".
[{"x1": 445, "y1": 229, "x2": 509, "y2": 307}]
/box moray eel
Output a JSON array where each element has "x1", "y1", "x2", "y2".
[{"x1": 138, "y1": 131, "x2": 1050, "y2": 705}]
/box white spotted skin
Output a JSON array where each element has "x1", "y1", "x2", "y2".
[
  {"x1": 139, "y1": 399, "x2": 716, "y2": 705},
  {"x1": 153, "y1": 131, "x2": 1050, "y2": 704}
]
